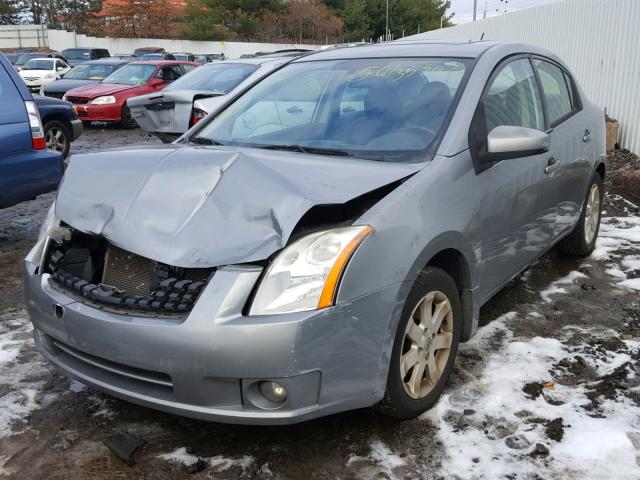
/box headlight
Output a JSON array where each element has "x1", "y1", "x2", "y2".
[
  {"x1": 39, "y1": 87, "x2": 45, "y2": 96},
  {"x1": 62, "y1": 94, "x2": 68, "y2": 101},
  {"x1": 91, "y1": 95, "x2": 116, "y2": 105},
  {"x1": 249, "y1": 225, "x2": 373, "y2": 315},
  {"x1": 45, "y1": 73, "x2": 55, "y2": 79},
  {"x1": 39, "y1": 202, "x2": 59, "y2": 240}
]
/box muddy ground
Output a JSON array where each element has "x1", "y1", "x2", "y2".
[{"x1": 0, "y1": 127, "x2": 639, "y2": 479}]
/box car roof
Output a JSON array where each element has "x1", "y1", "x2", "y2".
[
  {"x1": 292, "y1": 40, "x2": 505, "y2": 62},
  {"x1": 24, "y1": 57, "x2": 56, "y2": 62},
  {"x1": 83, "y1": 59, "x2": 129, "y2": 65},
  {"x1": 129, "y1": 60, "x2": 197, "y2": 66},
  {"x1": 221, "y1": 56, "x2": 295, "y2": 66}
]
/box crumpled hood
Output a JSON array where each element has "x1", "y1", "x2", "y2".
[
  {"x1": 45, "y1": 78, "x2": 98, "y2": 93},
  {"x1": 56, "y1": 145, "x2": 421, "y2": 268}
]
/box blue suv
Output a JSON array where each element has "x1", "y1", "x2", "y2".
[{"x1": 0, "y1": 53, "x2": 64, "y2": 208}]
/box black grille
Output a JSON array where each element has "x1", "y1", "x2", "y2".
[
  {"x1": 66, "y1": 96, "x2": 89, "y2": 104},
  {"x1": 47, "y1": 240, "x2": 214, "y2": 315},
  {"x1": 45, "y1": 91, "x2": 65, "y2": 99}
]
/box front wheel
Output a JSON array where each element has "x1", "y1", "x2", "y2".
[
  {"x1": 377, "y1": 267, "x2": 462, "y2": 419},
  {"x1": 119, "y1": 104, "x2": 138, "y2": 129},
  {"x1": 556, "y1": 173, "x2": 603, "y2": 256}
]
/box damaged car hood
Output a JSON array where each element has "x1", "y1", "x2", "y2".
[{"x1": 56, "y1": 145, "x2": 422, "y2": 268}]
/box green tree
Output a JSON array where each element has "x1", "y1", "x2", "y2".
[
  {"x1": 0, "y1": 0, "x2": 20, "y2": 24},
  {"x1": 341, "y1": 0, "x2": 370, "y2": 41},
  {"x1": 182, "y1": 0, "x2": 284, "y2": 40}
]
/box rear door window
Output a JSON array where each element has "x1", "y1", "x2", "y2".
[
  {"x1": 533, "y1": 59, "x2": 575, "y2": 125},
  {"x1": 483, "y1": 58, "x2": 545, "y2": 132},
  {"x1": 0, "y1": 63, "x2": 25, "y2": 126}
]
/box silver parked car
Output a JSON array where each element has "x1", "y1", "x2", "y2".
[
  {"x1": 127, "y1": 57, "x2": 290, "y2": 142},
  {"x1": 26, "y1": 41, "x2": 605, "y2": 424}
]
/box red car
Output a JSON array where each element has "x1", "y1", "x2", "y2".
[{"x1": 63, "y1": 61, "x2": 199, "y2": 128}]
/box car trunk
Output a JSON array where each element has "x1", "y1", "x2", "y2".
[{"x1": 128, "y1": 90, "x2": 222, "y2": 137}]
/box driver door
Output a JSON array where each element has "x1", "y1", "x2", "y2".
[{"x1": 472, "y1": 57, "x2": 557, "y2": 300}]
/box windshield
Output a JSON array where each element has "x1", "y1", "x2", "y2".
[
  {"x1": 6, "y1": 54, "x2": 17, "y2": 63},
  {"x1": 22, "y1": 59, "x2": 54, "y2": 70},
  {"x1": 102, "y1": 63, "x2": 156, "y2": 85},
  {"x1": 174, "y1": 54, "x2": 188, "y2": 61},
  {"x1": 62, "y1": 49, "x2": 91, "y2": 60},
  {"x1": 140, "y1": 54, "x2": 162, "y2": 60},
  {"x1": 192, "y1": 57, "x2": 470, "y2": 162},
  {"x1": 166, "y1": 63, "x2": 258, "y2": 93},
  {"x1": 65, "y1": 63, "x2": 117, "y2": 80}
]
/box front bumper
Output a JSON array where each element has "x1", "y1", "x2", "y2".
[
  {"x1": 25, "y1": 255, "x2": 402, "y2": 424},
  {"x1": 69, "y1": 119, "x2": 83, "y2": 141},
  {"x1": 72, "y1": 103, "x2": 122, "y2": 123}
]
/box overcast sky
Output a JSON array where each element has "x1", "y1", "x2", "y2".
[{"x1": 448, "y1": 0, "x2": 561, "y2": 24}]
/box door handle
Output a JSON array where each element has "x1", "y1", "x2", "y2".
[
  {"x1": 583, "y1": 129, "x2": 592, "y2": 142},
  {"x1": 545, "y1": 157, "x2": 560, "y2": 174}
]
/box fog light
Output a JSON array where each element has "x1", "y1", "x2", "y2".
[{"x1": 259, "y1": 381, "x2": 287, "y2": 403}]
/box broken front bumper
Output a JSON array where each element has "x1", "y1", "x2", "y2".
[{"x1": 25, "y1": 256, "x2": 403, "y2": 425}]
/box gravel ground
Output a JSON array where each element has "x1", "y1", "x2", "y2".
[{"x1": 0, "y1": 126, "x2": 639, "y2": 479}]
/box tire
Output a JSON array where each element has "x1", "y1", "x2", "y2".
[
  {"x1": 376, "y1": 267, "x2": 462, "y2": 419},
  {"x1": 556, "y1": 173, "x2": 604, "y2": 256},
  {"x1": 44, "y1": 120, "x2": 70, "y2": 159},
  {"x1": 118, "y1": 104, "x2": 138, "y2": 129}
]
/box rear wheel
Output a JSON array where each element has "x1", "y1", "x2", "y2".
[
  {"x1": 556, "y1": 173, "x2": 603, "y2": 256},
  {"x1": 377, "y1": 267, "x2": 462, "y2": 419},
  {"x1": 119, "y1": 104, "x2": 138, "y2": 129},
  {"x1": 44, "y1": 120, "x2": 70, "y2": 160}
]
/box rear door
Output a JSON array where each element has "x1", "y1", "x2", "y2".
[{"x1": 532, "y1": 57, "x2": 592, "y2": 237}]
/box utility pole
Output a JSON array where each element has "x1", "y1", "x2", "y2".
[
  {"x1": 473, "y1": 0, "x2": 477, "y2": 21},
  {"x1": 385, "y1": 0, "x2": 389, "y2": 41}
]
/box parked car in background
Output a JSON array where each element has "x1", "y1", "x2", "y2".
[
  {"x1": 110, "y1": 53, "x2": 136, "y2": 60},
  {"x1": 14, "y1": 51, "x2": 58, "y2": 71},
  {"x1": 25, "y1": 41, "x2": 606, "y2": 424},
  {"x1": 173, "y1": 52, "x2": 196, "y2": 62},
  {"x1": 194, "y1": 53, "x2": 225, "y2": 64},
  {"x1": 0, "y1": 53, "x2": 63, "y2": 208},
  {"x1": 5, "y1": 53, "x2": 18, "y2": 65},
  {"x1": 64, "y1": 60, "x2": 199, "y2": 127},
  {"x1": 41, "y1": 59, "x2": 129, "y2": 99},
  {"x1": 128, "y1": 57, "x2": 288, "y2": 142},
  {"x1": 34, "y1": 95, "x2": 83, "y2": 160},
  {"x1": 19, "y1": 57, "x2": 71, "y2": 92},
  {"x1": 139, "y1": 53, "x2": 176, "y2": 61},
  {"x1": 133, "y1": 47, "x2": 164, "y2": 57},
  {"x1": 60, "y1": 48, "x2": 110, "y2": 66}
]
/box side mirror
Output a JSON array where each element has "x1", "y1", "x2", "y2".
[
  {"x1": 485, "y1": 125, "x2": 549, "y2": 160},
  {"x1": 149, "y1": 78, "x2": 164, "y2": 88}
]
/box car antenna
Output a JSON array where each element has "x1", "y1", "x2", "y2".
[{"x1": 480, "y1": 32, "x2": 485, "y2": 40}]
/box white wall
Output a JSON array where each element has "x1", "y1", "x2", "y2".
[
  {"x1": 1, "y1": 26, "x2": 321, "y2": 59},
  {"x1": 408, "y1": 0, "x2": 640, "y2": 154},
  {"x1": 0, "y1": 25, "x2": 49, "y2": 49}
]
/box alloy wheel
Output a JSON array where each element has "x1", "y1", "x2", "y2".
[
  {"x1": 45, "y1": 126, "x2": 67, "y2": 153},
  {"x1": 584, "y1": 183, "x2": 600, "y2": 244},
  {"x1": 400, "y1": 290, "x2": 454, "y2": 399}
]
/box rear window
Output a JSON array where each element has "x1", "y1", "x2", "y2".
[
  {"x1": 0, "y1": 62, "x2": 25, "y2": 125},
  {"x1": 166, "y1": 63, "x2": 258, "y2": 93},
  {"x1": 62, "y1": 49, "x2": 91, "y2": 60}
]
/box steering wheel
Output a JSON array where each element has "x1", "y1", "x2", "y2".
[
  {"x1": 398, "y1": 125, "x2": 438, "y2": 138},
  {"x1": 250, "y1": 123, "x2": 287, "y2": 137}
]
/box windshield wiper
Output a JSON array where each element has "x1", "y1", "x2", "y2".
[
  {"x1": 260, "y1": 144, "x2": 353, "y2": 157},
  {"x1": 189, "y1": 137, "x2": 224, "y2": 146}
]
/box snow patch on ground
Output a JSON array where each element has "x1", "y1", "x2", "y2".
[
  {"x1": 540, "y1": 271, "x2": 587, "y2": 302},
  {"x1": 158, "y1": 447, "x2": 254, "y2": 473},
  {"x1": 431, "y1": 315, "x2": 640, "y2": 479},
  {"x1": 69, "y1": 380, "x2": 86, "y2": 393},
  {"x1": 0, "y1": 312, "x2": 54, "y2": 437},
  {"x1": 346, "y1": 439, "x2": 408, "y2": 479}
]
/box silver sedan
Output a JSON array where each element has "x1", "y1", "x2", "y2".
[{"x1": 26, "y1": 40, "x2": 605, "y2": 424}]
